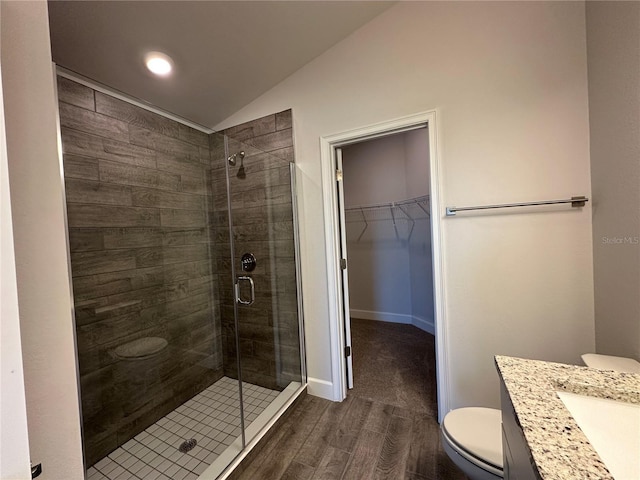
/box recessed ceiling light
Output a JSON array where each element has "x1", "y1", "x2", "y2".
[{"x1": 145, "y1": 51, "x2": 173, "y2": 76}]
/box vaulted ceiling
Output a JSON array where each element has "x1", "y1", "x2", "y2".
[{"x1": 48, "y1": 1, "x2": 394, "y2": 128}]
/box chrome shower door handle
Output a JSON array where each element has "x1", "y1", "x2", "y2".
[{"x1": 235, "y1": 276, "x2": 255, "y2": 305}]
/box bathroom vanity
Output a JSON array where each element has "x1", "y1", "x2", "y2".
[{"x1": 495, "y1": 355, "x2": 640, "y2": 479}]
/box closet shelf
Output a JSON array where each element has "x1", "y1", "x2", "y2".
[{"x1": 345, "y1": 195, "x2": 430, "y2": 241}]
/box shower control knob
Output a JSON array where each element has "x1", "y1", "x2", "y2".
[{"x1": 241, "y1": 253, "x2": 257, "y2": 272}]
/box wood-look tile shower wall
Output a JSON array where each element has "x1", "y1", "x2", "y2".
[{"x1": 58, "y1": 76, "x2": 223, "y2": 466}]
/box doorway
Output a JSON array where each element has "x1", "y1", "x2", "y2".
[
  {"x1": 320, "y1": 111, "x2": 449, "y2": 420},
  {"x1": 339, "y1": 128, "x2": 436, "y2": 413}
]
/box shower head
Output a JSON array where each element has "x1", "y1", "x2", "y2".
[
  {"x1": 227, "y1": 151, "x2": 245, "y2": 166},
  {"x1": 237, "y1": 152, "x2": 246, "y2": 179}
]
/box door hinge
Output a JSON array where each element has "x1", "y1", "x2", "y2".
[
  {"x1": 31, "y1": 463, "x2": 42, "y2": 479},
  {"x1": 336, "y1": 169, "x2": 343, "y2": 181},
  {"x1": 344, "y1": 346, "x2": 351, "y2": 357},
  {"x1": 340, "y1": 258, "x2": 347, "y2": 270}
]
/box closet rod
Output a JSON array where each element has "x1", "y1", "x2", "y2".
[
  {"x1": 345, "y1": 194, "x2": 429, "y2": 213},
  {"x1": 445, "y1": 196, "x2": 588, "y2": 216}
]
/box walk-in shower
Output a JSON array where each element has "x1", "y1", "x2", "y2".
[{"x1": 56, "y1": 73, "x2": 305, "y2": 480}]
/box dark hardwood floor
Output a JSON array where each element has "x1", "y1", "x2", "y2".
[{"x1": 234, "y1": 318, "x2": 468, "y2": 480}]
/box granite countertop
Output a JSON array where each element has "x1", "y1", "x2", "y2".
[{"x1": 495, "y1": 355, "x2": 640, "y2": 480}]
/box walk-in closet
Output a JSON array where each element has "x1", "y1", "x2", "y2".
[{"x1": 340, "y1": 127, "x2": 437, "y2": 413}]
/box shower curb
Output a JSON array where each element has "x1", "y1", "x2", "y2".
[{"x1": 223, "y1": 387, "x2": 308, "y2": 480}]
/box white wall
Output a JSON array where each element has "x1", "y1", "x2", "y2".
[
  {"x1": 1, "y1": 2, "x2": 85, "y2": 478},
  {"x1": 216, "y1": 1, "x2": 596, "y2": 409},
  {"x1": 404, "y1": 129, "x2": 434, "y2": 330},
  {"x1": 342, "y1": 134, "x2": 413, "y2": 321},
  {"x1": 404, "y1": 129, "x2": 430, "y2": 199},
  {"x1": 586, "y1": 1, "x2": 640, "y2": 361},
  {"x1": 0, "y1": 63, "x2": 32, "y2": 480}
]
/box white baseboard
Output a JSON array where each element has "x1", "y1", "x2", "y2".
[
  {"x1": 350, "y1": 309, "x2": 412, "y2": 324},
  {"x1": 351, "y1": 309, "x2": 435, "y2": 335},
  {"x1": 412, "y1": 315, "x2": 435, "y2": 335},
  {"x1": 307, "y1": 377, "x2": 335, "y2": 400}
]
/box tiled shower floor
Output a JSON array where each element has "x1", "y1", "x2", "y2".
[{"x1": 87, "y1": 377, "x2": 280, "y2": 480}]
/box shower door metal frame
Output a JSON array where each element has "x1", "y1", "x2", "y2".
[
  {"x1": 289, "y1": 162, "x2": 308, "y2": 386},
  {"x1": 222, "y1": 134, "x2": 247, "y2": 449}
]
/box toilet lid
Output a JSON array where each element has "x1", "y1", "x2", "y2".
[
  {"x1": 581, "y1": 353, "x2": 640, "y2": 373},
  {"x1": 442, "y1": 407, "x2": 503, "y2": 469}
]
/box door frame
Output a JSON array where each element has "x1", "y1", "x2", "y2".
[{"x1": 320, "y1": 110, "x2": 450, "y2": 421}]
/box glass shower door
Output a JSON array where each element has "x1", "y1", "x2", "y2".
[{"x1": 222, "y1": 133, "x2": 304, "y2": 445}]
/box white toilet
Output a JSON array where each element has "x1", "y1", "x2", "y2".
[
  {"x1": 440, "y1": 407, "x2": 503, "y2": 479},
  {"x1": 440, "y1": 353, "x2": 640, "y2": 479},
  {"x1": 581, "y1": 353, "x2": 640, "y2": 373}
]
